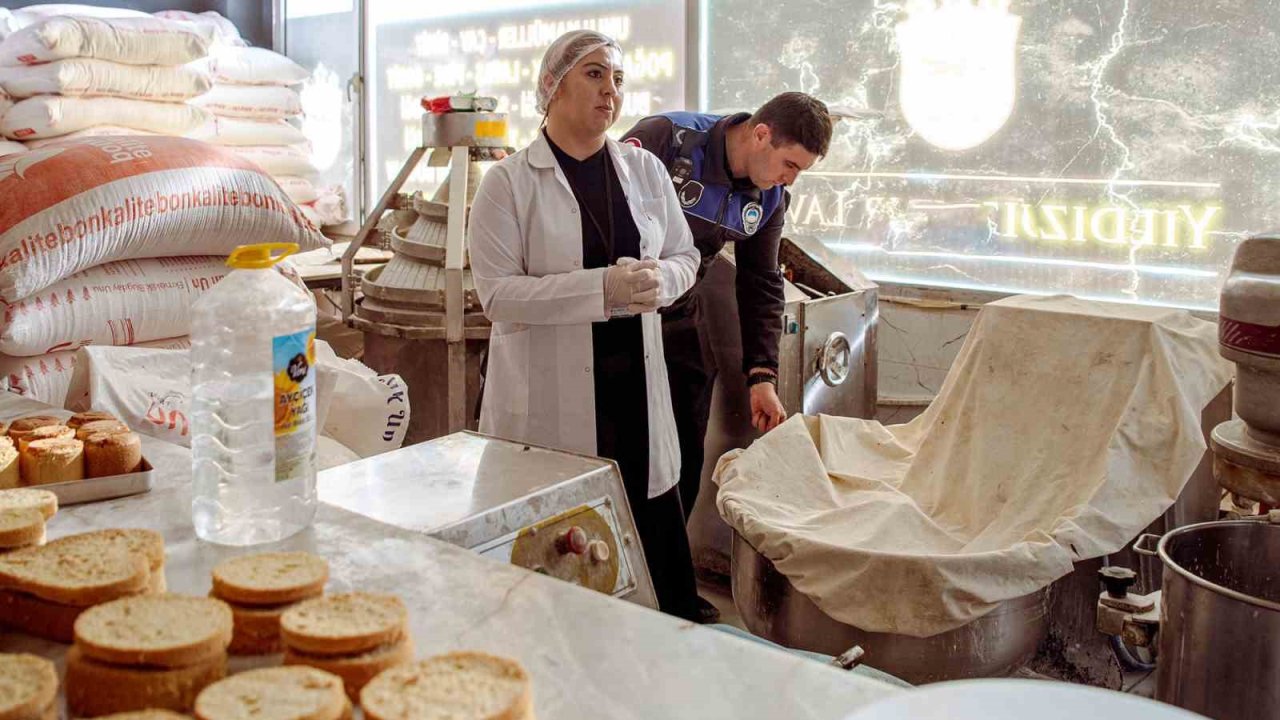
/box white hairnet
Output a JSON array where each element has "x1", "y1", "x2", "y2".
[{"x1": 536, "y1": 30, "x2": 623, "y2": 116}]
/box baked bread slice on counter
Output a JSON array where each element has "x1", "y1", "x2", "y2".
[
  {"x1": 74, "y1": 595, "x2": 233, "y2": 668},
  {"x1": 360, "y1": 652, "x2": 533, "y2": 720},
  {"x1": 65, "y1": 646, "x2": 226, "y2": 718},
  {"x1": 0, "y1": 653, "x2": 57, "y2": 720},
  {"x1": 194, "y1": 667, "x2": 349, "y2": 720},
  {"x1": 0, "y1": 508, "x2": 45, "y2": 550},
  {"x1": 280, "y1": 593, "x2": 407, "y2": 657},
  {"x1": 284, "y1": 636, "x2": 415, "y2": 702},
  {"x1": 0, "y1": 542, "x2": 148, "y2": 606},
  {"x1": 212, "y1": 552, "x2": 328, "y2": 606},
  {"x1": 0, "y1": 489, "x2": 57, "y2": 520}
]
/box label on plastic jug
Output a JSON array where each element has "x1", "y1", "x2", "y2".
[{"x1": 273, "y1": 326, "x2": 316, "y2": 481}]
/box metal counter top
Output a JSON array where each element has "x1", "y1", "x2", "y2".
[{"x1": 0, "y1": 395, "x2": 899, "y2": 719}]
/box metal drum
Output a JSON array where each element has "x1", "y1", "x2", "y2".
[
  {"x1": 1155, "y1": 519, "x2": 1280, "y2": 720},
  {"x1": 732, "y1": 532, "x2": 1047, "y2": 685}
]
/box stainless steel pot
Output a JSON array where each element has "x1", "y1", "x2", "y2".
[
  {"x1": 1154, "y1": 519, "x2": 1280, "y2": 720},
  {"x1": 731, "y1": 532, "x2": 1048, "y2": 685}
]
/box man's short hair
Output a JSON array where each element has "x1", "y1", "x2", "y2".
[{"x1": 750, "y1": 92, "x2": 833, "y2": 158}]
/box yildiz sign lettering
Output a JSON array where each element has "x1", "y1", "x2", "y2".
[{"x1": 786, "y1": 172, "x2": 1228, "y2": 309}]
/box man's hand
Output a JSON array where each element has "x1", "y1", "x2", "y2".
[{"x1": 749, "y1": 380, "x2": 787, "y2": 433}]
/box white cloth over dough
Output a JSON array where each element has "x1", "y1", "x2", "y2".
[{"x1": 714, "y1": 295, "x2": 1233, "y2": 638}]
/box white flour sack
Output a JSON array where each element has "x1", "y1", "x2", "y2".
[
  {"x1": 229, "y1": 144, "x2": 318, "y2": 176},
  {"x1": 0, "y1": 336, "x2": 190, "y2": 408},
  {"x1": 0, "y1": 136, "x2": 328, "y2": 303},
  {"x1": 23, "y1": 125, "x2": 154, "y2": 150},
  {"x1": 0, "y1": 85, "x2": 11, "y2": 116},
  {"x1": 153, "y1": 11, "x2": 245, "y2": 48},
  {"x1": 192, "y1": 84, "x2": 303, "y2": 120},
  {"x1": 205, "y1": 46, "x2": 309, "y2": 86},
  {"x1": 0, "y1": 16, "x2": 210, "y2": 67},
  {"x1": 0, "y1": 256, "x2": 231, "y2": 357},
  {"x1": 0, "y1": 141, "x2": 25, "y2": 156},
  {"x1": 274, "y1": 176, "x2": 319, "y2": 204},
  {"x1": 187, "y1": 116, "x2": 308, "y2": 146},
  {"x1": 10, "y1": 5, "x2": 150, "y2": 25},
  {"x1": 2, "y1": 96, "x2": 210, "y2": 140},
  {"x1": 0, "y1": 59, "x2": 212, "y2": 101}
]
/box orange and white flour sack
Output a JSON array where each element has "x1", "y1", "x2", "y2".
[
  {"x1": 0, "y1": 256, "x2": 229, "y2": 356},
  {"x1": 0, "y1": 335, "x2": 190, "y2": 408},
  {"x1": 0, "y1": 16, "x2": 210, "y2": 67},
  {"x1": 0, "y1": 136, "x2": 328, "y2": 302}
]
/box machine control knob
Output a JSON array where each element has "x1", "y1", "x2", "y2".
[
  {"x1": 1099, "y1": 566, "x2": 1138, "y2": 598},
  {"x1": 556, "y1": 526, "x2": 589, "y2": 555},
  {"x1": 588, "y1": 540, "x2": 611, "y2": 563},
  {"x1": 818, "y1": 332, "x2": 852, "y2": 387}
]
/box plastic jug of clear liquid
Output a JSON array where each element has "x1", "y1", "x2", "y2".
[{"x1": 191, "y1": 243, "x2": 318, "y2": 546}]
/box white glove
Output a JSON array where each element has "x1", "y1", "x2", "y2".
[{"x1": 603, "y1": 258, "x2": 662, "y2": 317}]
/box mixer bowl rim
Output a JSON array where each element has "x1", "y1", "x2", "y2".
[{"x1": 1156, "y1": 519, "x2": 1280, "y2": 613}]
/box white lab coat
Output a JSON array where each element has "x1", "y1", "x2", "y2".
[{"x1": 468, "y1": 133, "x2": 699, "y2": 499}]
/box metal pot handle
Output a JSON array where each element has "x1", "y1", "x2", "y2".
[
  {"x1": 818, "y1": 331, "x2": 852, "y2": 388},
  {"x1": 1133, "y1": 533, "x2": 1162, "y2": 558}
]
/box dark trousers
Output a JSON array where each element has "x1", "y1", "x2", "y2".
[
  {"x1": 594, "y1": 323, "x2": 700, "y2": 621},
  {"x1": 661, "y1": 304, "x2": 716, "y2": 522}
]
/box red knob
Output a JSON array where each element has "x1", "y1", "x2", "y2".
[{"x1": 556, "y1": 526, "x2": 589, "y2": 555}]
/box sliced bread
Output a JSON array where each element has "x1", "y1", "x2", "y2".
[
  {"x1": 280, "y1": 593, "x2": 407, "y2": 657},
  {"x1": 75, "y1": 594, "x2": 233, "y2": 668},
  {"x1": 0, "y1": 507, "x2": 44, "y2": 549},
  {"x1": 222, "y1": 598, "x2": 293, "y2": 656},
  {"x1": 194, "y1": 666, "x2": 347, "y2": 720},
  {"x1": 7, "y1": 417, "x2": 62, "y2": 443},
  {"x1": 0, "y1": 489, "x2": 57, "y2": 520},
  {"x1": 98, "y1": 707, "x2": 193, "y2": 712},
  {"x1": 212, "y1": 552, "x2": 328, "y2": 606},
  {"x1": 47, "y1": 528, "x2": 166, "y2": 573},
  {"x1": 0, "y1": 543, "x2": 148, "y2": 606},
  {"x1": 0, "y1": 444, "x2": 16, "y2": 491},
  {"x1": 65, "y1": 645, "x2": 226, "y2": 717},
  {"x1": 359, "y1": 652, "x2": 533, "y2": 720},
  {"x1": 284, "y1": 636, "x2": 415, "y2": 702},
  {"x1": 0, "y1": 653, "x2": 57, "y2": 720},
  {"x1": 0, "y1": 587, "x2": 90, "y2": 643}
]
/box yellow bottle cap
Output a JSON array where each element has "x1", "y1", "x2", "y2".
[{"x1": 226, "y1": 243, "x2": 299, "y2": 270}]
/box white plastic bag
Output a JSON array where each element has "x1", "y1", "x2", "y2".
[
  {"x1": 205, "y1": 46, "x2": 309, "y2": 86},
  {"x1": 2, "y1": 335, "x2": 189, "y2": 409},
  {"x1": 2, "y1": 95, "x2": 210, "y2": 140},
  {"x1": 0, "y1": 256, "x2": 234, "y2": 357},
  {"x1": 314, "y1": 342, "x2": 410, "y2": 457},
  {"x1": 0, "y1": 135, "x2": 327, "y2": 302},
  {"x1": 0, "y1": 16, "x2": 209, "y2": 67},
  {"x1": 229, "y1": 144, "x2": 318, "y2": 176},
  {"x1": 67, "y1": 340, "x2": 409, "y2": 455},
  {"x1": 187, "y1": 116, "x2": 308, "y2": 146},
  {"x1": 0, "y1": 59, "x2": 212, "y2": 101},
  {"x1": 192, "y1": 84, "x2": 302, "y2": 119},
  {"x1": 301, "y1": 187, "x2": 348, "y2": 227}
]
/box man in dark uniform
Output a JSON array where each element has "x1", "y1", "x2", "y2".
[{"x1": 622, "y1": 92, "x2": 833, "y2": 622}]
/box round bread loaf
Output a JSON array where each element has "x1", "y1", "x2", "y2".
[
  {"x1": 7, "y1": 417, "x2": 62, "y2": 444},
  {"x1": 21, "y1": 438, "x2": 84, "y2": 486},
  {"x1": 68, "y1": 411, "x2": 119, "y2": 430},
  {"x1": 85, "y1": 432, "x2": 144, "y2": 478},
  {"x1": 76, "y1": 420, "x2": 130, "y2": 441}
]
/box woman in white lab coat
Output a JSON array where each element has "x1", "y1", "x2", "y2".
[{"x1": 468, "y1": 30, "x2": 703, "y2": 620}]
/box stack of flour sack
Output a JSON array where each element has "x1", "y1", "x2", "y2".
[
  {"x1": 0, "y1": 5, "x2": 348, "y2": 230},
  {"x1": 0, "y1": 129, "x2": 329, "y2": 407}
]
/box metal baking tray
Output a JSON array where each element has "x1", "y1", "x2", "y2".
[{"x1": 35, "y1": 457, "x2": 155, "y2": 506}]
